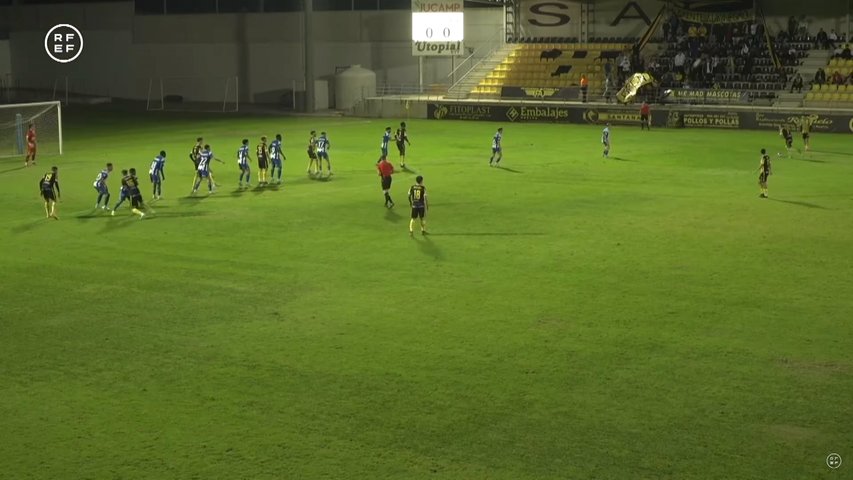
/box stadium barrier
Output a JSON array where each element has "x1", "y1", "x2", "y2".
[{"x1": 424, "y1": 103, "x2": 853, "y2": 133}]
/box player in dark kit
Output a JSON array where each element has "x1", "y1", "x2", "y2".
[
  {"x1": 757, "y1": 148, "x2": 771, "y2": 198},
  {"x1": 189, "y1": 137, "x2": 203, "y2": 189},
  {"x1": 779, "y1": 125, "x2": 793, "y2": 155},
  {"x1": 257, "y1": 136, "x2": 270, "y2": 185},
  {"x1": 408, "y1": 175, "x2": 428, "y2": 236},
  {"x1": 39, "y1": 166, "x2": 60, "y2": 219},
  {"x1": 395, "y1": 122, "x2": 411, "y2": 168},
  {"x1": 377, "y1": 155, "x2": 395, "y2": 208},
  {"x1": 124, "y1": 168, "x2": 148, "y2": 219},
  {"x1": 306, "y1": 130, "x2": 319, "y2": 176}
]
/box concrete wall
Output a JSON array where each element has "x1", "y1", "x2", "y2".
[
  {"x1": 0, "y1": 40, "x2": 10, "y2": 83},
  {"x1": 2, "y1": 1, "x2": 502, "y2": 104}
]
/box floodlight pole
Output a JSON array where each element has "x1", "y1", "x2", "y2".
[{"x1": 304, "y1": 0, "x2": 315, "y2": 113}]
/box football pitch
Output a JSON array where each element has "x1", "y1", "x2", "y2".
[{"x1": 1, "y1": 108, "x2": 851, "y2": 479}]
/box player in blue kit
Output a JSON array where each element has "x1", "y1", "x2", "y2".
[
  {"x1": 149, "y1": 151, "x2": 166, "y2": 200},
  {"x1": 93, "y1": 163, "x2": 114, "y2": 210},
  {"x1": 111, "y1": 169, "x2": 130, "y2": 216},
  {"x1": 317, "y1": 132, "x2": 332, "y2": 176},
  {"x1": 237, "y1": 139, "x2": 251, "y2": 188},
  {"x1": 489, "y1": 128, "x2": 503, "y2": 166},
  {"x1": 381, "y1": 126, "x2": 392, "y2": 158},
  {"x1": 270, "y1": 133, "x2": 285, "y2": 184},
  {"x1": 192, "y1": 145, "x2": 223, "y2": 195},
  {"x1": 601, "y1": 123, "x2": 611, "y2": 158}
]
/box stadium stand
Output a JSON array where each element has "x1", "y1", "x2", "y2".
[
  {"x1": 804, "y1": 57, "x2": 853, "y2": 107},
  {"x1": 471, "y1": 41, "x2": 635, "y2": 98}
]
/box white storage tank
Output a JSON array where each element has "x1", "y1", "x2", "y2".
[{"x1": 335, "y1": 65, "x2": 376, "y2": 110}]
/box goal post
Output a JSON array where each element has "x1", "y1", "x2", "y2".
[{"x1": 0, "y1": 101, "x2": 62, "y2": 159}]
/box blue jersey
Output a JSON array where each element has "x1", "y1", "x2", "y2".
[
  {"x1": 270, "y1": 139, "x2": 283, "y2": 161},
  {"x1": 317, "y1": 135, "x2": 330, "y2": 154},
  {"x1": 93, "y1": 169, "x2": 109, "y2": 188},
  {"x1": 149, "y1": 155, "x2": 166, "y2": 178},
  {"x1": 198, "y1": 150, "x2": 213, "y2": 172},
  {"x1": 492, "y1": 131, "x2": 502, "y2": 150},
  {"x1": 237, "y1": 144, "x2": 250, "y2": 167},
  {"x1": 381, "y1": 131, "x2": 391, "y2": 151},
  {"x1": 602, "y1": 127, "x2": 610, "y2": 145}
]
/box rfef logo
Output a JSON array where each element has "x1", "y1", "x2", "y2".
[{"x1": 44, "y1": 24, "x2": 83, "y2": 63}]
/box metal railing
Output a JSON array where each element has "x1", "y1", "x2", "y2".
[{"x1": 446, "y1": 27, "x2": 507, "y2": 91}]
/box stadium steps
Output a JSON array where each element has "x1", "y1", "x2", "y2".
[
  {"x1": 774, "y1": 91, "x2": 805, "y2": 108},
  {"x1": 798, "y1": 49, "x2": 833, "y2": 79},
  {"x1": 446, "y1": 44, "x2": 518, "y2": 99}
]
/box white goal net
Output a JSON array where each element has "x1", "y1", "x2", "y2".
[
  {"x1": 146, "y1": 76, "x2": 239, "y2": 112},
  {"x1": 0, "y1": 101, "x2": 62, "y2": 159}
]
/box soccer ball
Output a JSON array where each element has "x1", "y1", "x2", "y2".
[{"x1": 776, "y1": 152, "x2": 782, "y2": 157}]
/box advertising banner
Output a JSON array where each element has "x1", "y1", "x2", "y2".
[
  {"x1": 427, "y1": 103, "x2": 853, "y2": 133},
  {"x1": 663, "y1": 89, "x2": 750, "y2": 104},
  {"x1": 500, "y1": 86, "x2": 580, "y2": 100}
]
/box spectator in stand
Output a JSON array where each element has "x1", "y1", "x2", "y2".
[
  {"x1": 813, "y1": 67, "x2": 826, "y2": 85},
  {"x1": 790, "y1": 73, "x2": 804, "y2": 93},
  {"x1": 726, "y1": 54, "x2": 736, "y2": 75},
  {"x1": 828, "y1": 30, "x2": 838, "y2": 49},
  {"x1": 816, "y1": 28, "x2": 829, "y2": 49},
  {"x1": 698, "y1": 24, "x2": 708, "y2": 38},
  {"x1": 787, "y1": 16, "x2": 798, "y2": 37},
  {"x1": 619, "y1": 53, "x2": 632, "y2": 81},
  {"x1": 603, "y1": 76, "x2": 613, "y2": 103},
  {"x1": 663, "y1": 15, "x2": 672, "y2": 42},
  {"x1": 674, "y1": 50, "x2": 687, "y2": 74},
  {"x1": 603, "y1": 59, "x2": 613, "y2": 80},
  {"x1": 842, "y1": 44, "x2": 852, "y2": 60},
  {"x1": 580, "y1": 74, "x2": 589, "y2": 103},
  {"x1": 831, "y1": 70, "x2": 844, "y2": 85},
  {"x1": 833, "y1": 44, "x2": 844, "y2": 58},
  {"x1": 669, "y1": 15, "x2": 680, "y2": 42},
  {"x1": 787, "y1": 45, "x2": 798, "y2": 65}
]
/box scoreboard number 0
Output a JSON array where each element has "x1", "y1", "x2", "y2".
[{"x1": 424, "y1": 27, "x2": 452, "y2": 39}]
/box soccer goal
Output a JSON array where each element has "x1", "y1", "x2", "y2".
[
  {"x1": 0, "y1": 101, "x2": 62, "y2": 159},
  {"x1": 146, "y1": 76, "x2": 239, "y2": 113}
]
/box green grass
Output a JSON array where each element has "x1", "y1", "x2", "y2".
[{"x1": 1, "y1": 108, "x2": 851, "y2": 480}]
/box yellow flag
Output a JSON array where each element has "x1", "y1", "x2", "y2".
[{"x1": 616, "y1": 73, "x2": 654, "y2": 104}]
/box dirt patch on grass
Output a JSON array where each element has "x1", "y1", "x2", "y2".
[{"x1": 776, "y1": 357, "x2": 851, "y2": 378}]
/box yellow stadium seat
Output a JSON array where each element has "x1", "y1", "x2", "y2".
[
  {"x1": 829, "y1": 58, "x2": 839, "y2": 67},
  {"x1": 828, "y1": 84, "x2": 838, "y2": 92},
  {"x1": 829, "y1": 93, "x2": 841, "y2": 102},
  {"x1": 805, "y1": 91, "x2": 815, "y2": 100}
]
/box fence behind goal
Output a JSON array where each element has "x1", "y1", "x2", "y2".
[{"x1": 0, "y1": 101, "x2": 62, "y2": 159}]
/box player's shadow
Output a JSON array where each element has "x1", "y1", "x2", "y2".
[
  {"x1": 100, "y1": 215, "x2": 138, "y2": 232},
  {"x1": 384, "y1": 208, "x2": 402, "y2": 223},
  {"x1": 794, "y1": 156, "x2": 828, "y2": 163},
  {"x1": 9, "y1": 218, "x2": 51, "y2": 234},
  {"x1": 416, "y1": 234, "x2": 443, "y2": 260},
  {"x1": 428, "y1": 232, "x2": 547, "y2": 237},
  {"x1": 0, "y1": 165, "x2": 27, "y2": 175},
  {"x1": 153, "y1": 211, "x2": 210, "y2": 218},
  {"x1": 768, "y1": 198, "x2": 828, "y2": 209},
  {"x1": 812, "y1": 150, "x2": 853, "y2": 157},
  {"x1": 179, "y1": 195, "x2": 206, "y2": 206},
  {"x1": 608, "y1": 156, "x2": 634, "y2": 162},
  {"x1": 495, "y1": 165, "x2": 523, "y2": 173}
]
